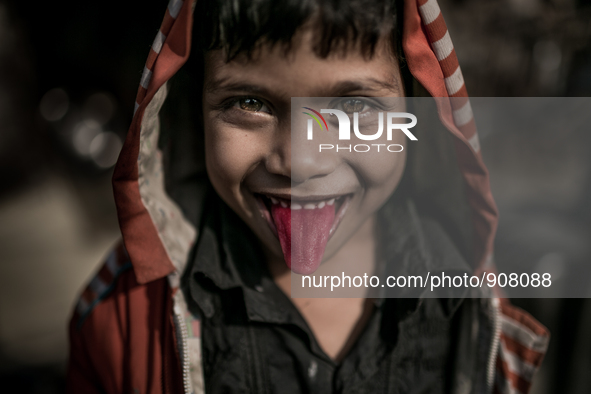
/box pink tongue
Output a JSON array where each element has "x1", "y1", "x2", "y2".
[{"x1": 271, "y1": 203, "x2": 336, "y2": 274}]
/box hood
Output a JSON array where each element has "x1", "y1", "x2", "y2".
[{"x1": 112, "y1": 0, "x2": 497, "y2": 288}]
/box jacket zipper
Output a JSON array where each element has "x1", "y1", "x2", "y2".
[
  {"x1": 485, "y1": 297, "x2": 501, "y2": 393},
  {"x1": 174, "y1": 309, "x2": 192, "y2": 394}
]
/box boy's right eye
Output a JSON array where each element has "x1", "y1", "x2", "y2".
[{"x1": 234, "y1": 98, "x2": 271, "y2": 113}]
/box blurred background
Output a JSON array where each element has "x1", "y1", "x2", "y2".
[{"x1": 0, "y1": 0, "x2": 589, "y2": 392}]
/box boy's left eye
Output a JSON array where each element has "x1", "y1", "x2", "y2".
[
  {"x1": 341, "y1": 99, "x2": 366, "y2": 114},
  {"x1": 234, "y1": 98, "x2": 271, "y2": 113}
]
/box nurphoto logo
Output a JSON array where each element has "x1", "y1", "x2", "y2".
[{"x1": 302, "y1": 107, "x2": 418, "y2": 153}]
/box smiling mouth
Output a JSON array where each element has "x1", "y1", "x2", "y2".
[{"x1": 255, "y1": 193, "x2": 352, "y2": 274}]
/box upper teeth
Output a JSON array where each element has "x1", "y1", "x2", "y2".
[{"x1": 268, "y1": 197, "x2": 338, "y2": 210}]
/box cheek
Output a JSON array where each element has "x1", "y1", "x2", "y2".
[
  {"x1": 356, "y1": 140, "x2": 406, "y2": 185},
  {"x1": 204, "y1": 119, "x2": 265, "y2": 198},
  {"x1": 352, "y1": 140, "x2": 407, "y2": 209},
  {"x1": 364, "y1": 150, "x2": 406, "y2": 188}
]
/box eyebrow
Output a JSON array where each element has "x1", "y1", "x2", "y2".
[
  {"x1": 325, "y1": 78, "x2": 401, "y2": 96},
  {"x1": 205, "y1": 76, "x2": 401, "y2": 97},
  {"x1": 205, "y1": 78, "x2": 272, "y2": 95}
]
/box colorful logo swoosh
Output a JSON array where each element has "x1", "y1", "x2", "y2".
[{"x1": 302, "y1": 107, "x2": 328, "y2": 131}]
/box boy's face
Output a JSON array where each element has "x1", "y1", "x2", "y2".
[{"x1": 202, "y1": 31, "x2": 406, "y2": 273}]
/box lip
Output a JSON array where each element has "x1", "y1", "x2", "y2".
[{"x1": 254, "y1": 192, "x2": 353, "y2": 241}]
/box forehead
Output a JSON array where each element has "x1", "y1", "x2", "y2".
[{"x1": 203, "y1": 32, "x2": 403, "y2": 98}]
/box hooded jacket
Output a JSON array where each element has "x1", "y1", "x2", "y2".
[{"x1": 66, "y1": 0, "x2": 550, "y2": 393}]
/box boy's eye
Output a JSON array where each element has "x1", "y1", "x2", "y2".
[
  {"x1": 235, "y1": 98, "x2": 270, "y2": 113},
  {"x1": 341, "y1": 99, "x2": 366, "y2": 114}
]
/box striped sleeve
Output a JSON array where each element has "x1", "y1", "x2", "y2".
[{"x1": 494, "y1": 301, "x2": 550, "y2": 394}]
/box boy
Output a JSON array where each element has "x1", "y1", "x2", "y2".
[{"x1": 67, "y1": 0, "x2": 549, "y2": 393}]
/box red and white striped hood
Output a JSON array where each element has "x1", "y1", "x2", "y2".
[{"x1": 108, "y1": 0, "x2": 549, "y2": 392}]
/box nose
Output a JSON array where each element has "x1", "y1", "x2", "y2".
[{"x1": 265, "y1": 118, "x2": 340, "y2": 184}]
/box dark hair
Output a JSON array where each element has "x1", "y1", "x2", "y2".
[{"x1": 193, "y1": 0, "x2": 404, "y2": 61}]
